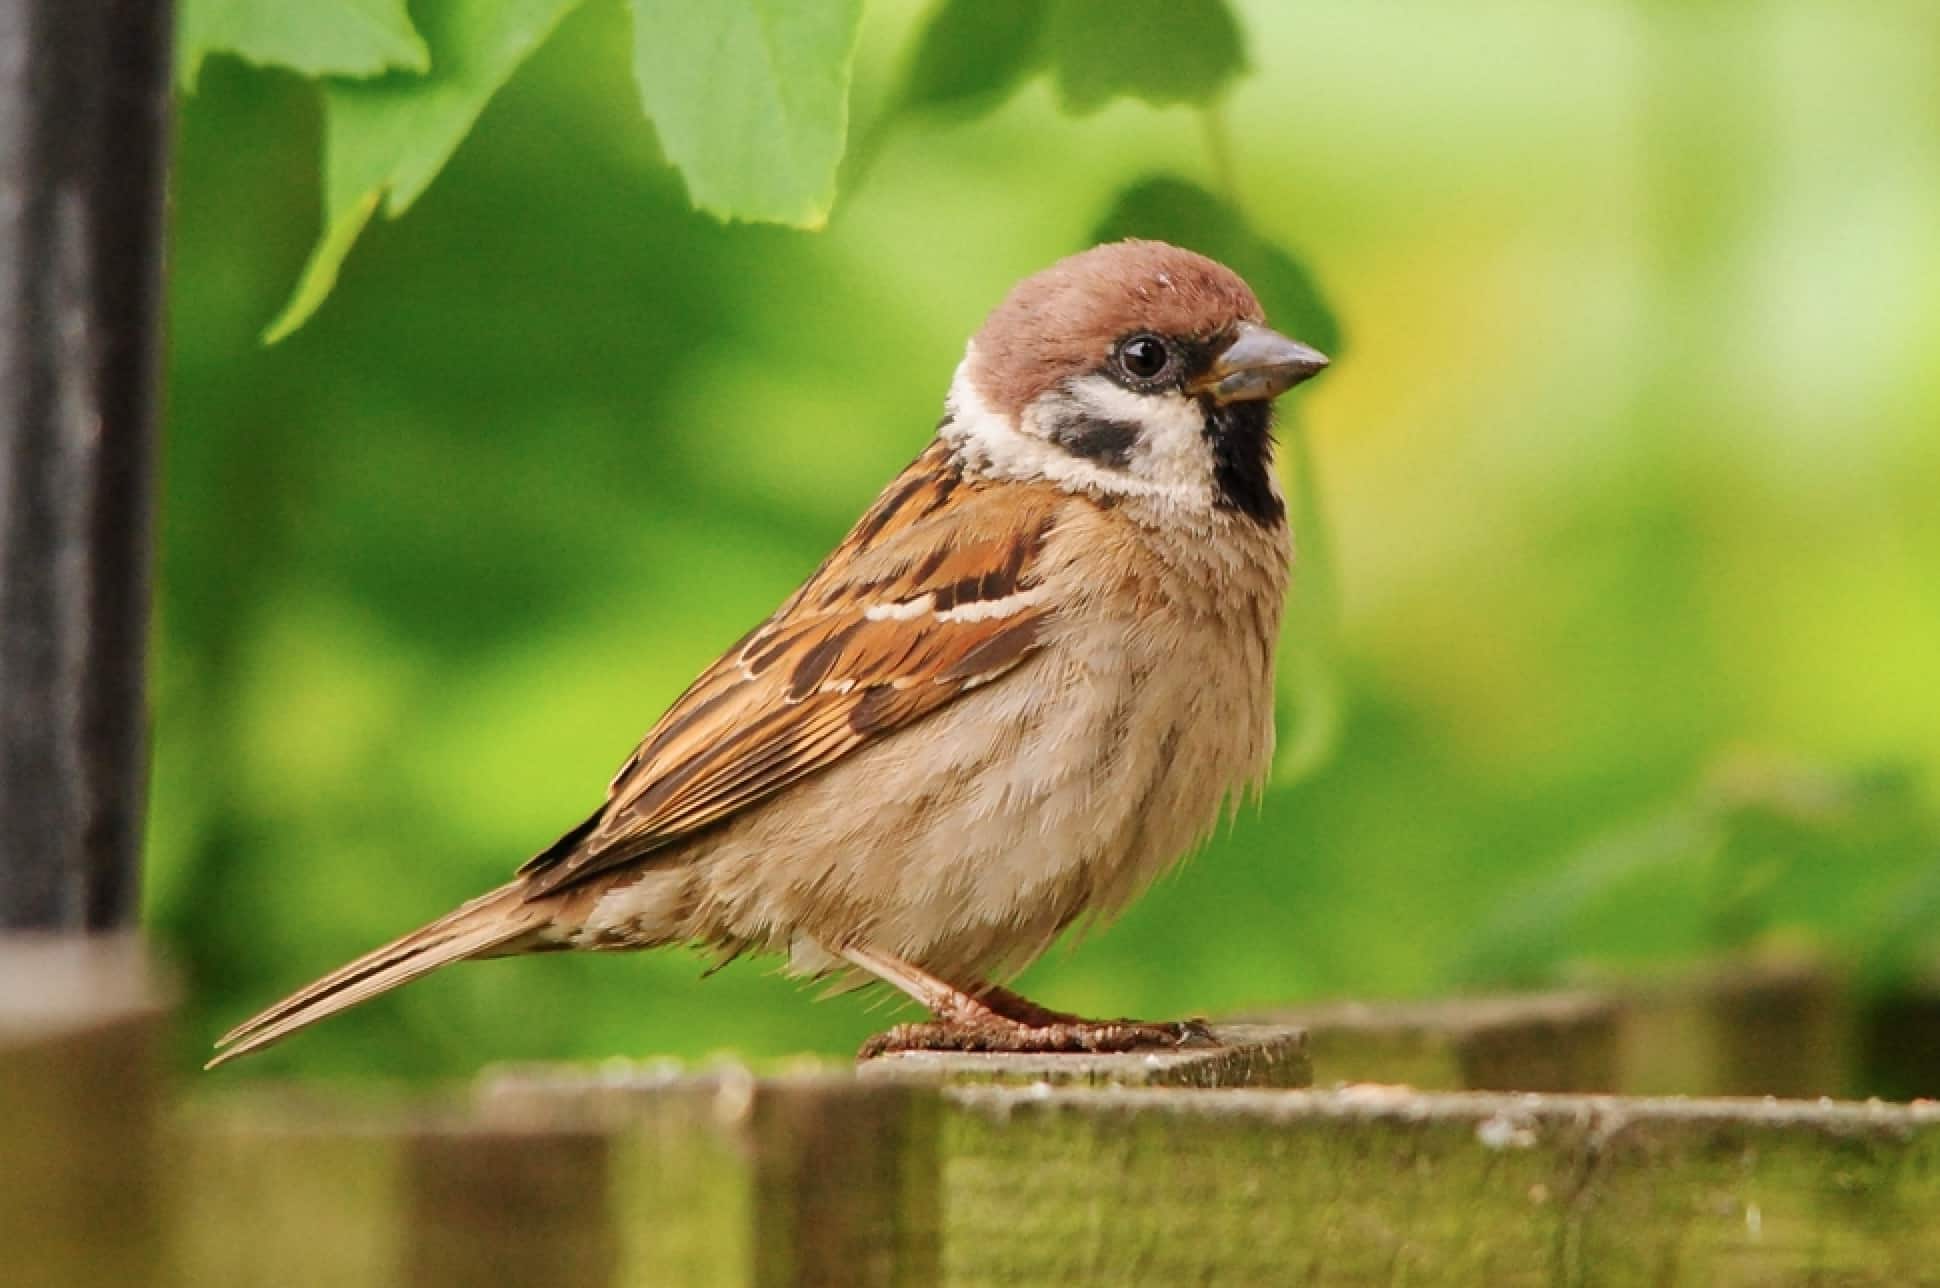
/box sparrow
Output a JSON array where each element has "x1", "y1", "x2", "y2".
[{"x1": 209, "y1": 239, "x2": 1329, "y2": 1067}]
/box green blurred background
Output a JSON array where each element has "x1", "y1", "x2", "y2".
[{"x1": 154, "y1": 0, "x2": 1940, "y2": 1081}]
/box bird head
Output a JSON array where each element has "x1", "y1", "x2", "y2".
[{"x1": 944, "y1": 240, "x2": 1328, "y2": 525}]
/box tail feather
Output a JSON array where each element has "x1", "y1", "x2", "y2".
[{"x1": 207, "y1": 883, "x2": 548, "y2": 1069}]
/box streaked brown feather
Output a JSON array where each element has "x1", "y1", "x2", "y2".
[{"x1": 519, "y1": 442, "x2": 1062, "y2": 896}]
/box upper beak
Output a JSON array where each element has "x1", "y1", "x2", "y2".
[{"x1": 1191, "y1": 321, "x2": 1330, "y2": 404}]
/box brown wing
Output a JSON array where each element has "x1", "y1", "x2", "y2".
[{"x1": 518, "y1": 442, "x2": 1063, "y2": 896}]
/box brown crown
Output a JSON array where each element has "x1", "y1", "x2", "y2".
[{"x1": 965, "y1": 240, "x2": 1265, "y2": 419}]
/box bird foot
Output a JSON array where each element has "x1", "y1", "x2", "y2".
[{"x1": 858, "y1": 1015, "x2": 1215, "y2": 1060}]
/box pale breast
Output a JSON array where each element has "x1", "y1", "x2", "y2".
[{"x1": 582, "y1": 500, "x2": 1289, "y2": 984}]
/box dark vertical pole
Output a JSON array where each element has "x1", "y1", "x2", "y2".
[{"x1": 0, "y1": 0, "x2": 174, "y2": 930}]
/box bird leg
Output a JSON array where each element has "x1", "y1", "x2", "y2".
[
  {"x1": 842, "y1": 945, "x2": 1214, "y2": 1060},
  {"x1": 972, "y1": 983, "x2": 1084, "y2": 1028}
]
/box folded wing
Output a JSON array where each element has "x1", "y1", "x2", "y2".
[{"x1": 519, "y1": 443, "x2": 1064, "y2": 896}]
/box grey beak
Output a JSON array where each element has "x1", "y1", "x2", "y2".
[{"x1": 1193, "y1": 321, "x2": 1330, "y2": 404}]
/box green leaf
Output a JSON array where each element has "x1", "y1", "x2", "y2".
[
  {"x1": 262, "y1": 191, "x2": 381, "y2": 346},
  {"x1": 900, "y1": 0, "x2": 1047, "y2": 119},
  {"x1": 627, "y1": 0, "x2": 865, "y2": 228},
  {"x1": 177, "y1": 0, "x2": 430, "y2": 91},
  {"x1": 1093, "y1": 175, "x2": 1345, "y2": 784},
  {"x1": 264, "y1": 0, "x2": 585, "y2": 342},
  {"x1": 1046, "y1": 0, "x2": 1246, "y2": 115}
]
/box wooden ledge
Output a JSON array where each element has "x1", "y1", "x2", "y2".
[
  {"x1": 1253, "y1": 990, "x2": 1622, "y2": 1092},
  {"x1": 169, "y1": 1065, "x2": 1940, "y2": 1285},
  {"x1": 1, "y1": 934, "x2": 169, "y2": 1288},
  {"x1": 854, "y1": 1023, "x2": 1312, "y2": 1089},
  {"x1": 1619, "y1": 954, "x2": 1850, "y2": 1098},
  {"x1": 936, "y1": 1086, "x2": 1940, "y2": 1283}
]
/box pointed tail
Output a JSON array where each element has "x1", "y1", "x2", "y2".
[{"x1": 207, "y1": 882, "x2": 550, "y2": 1069}]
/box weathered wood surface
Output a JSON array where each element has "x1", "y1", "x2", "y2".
[
  {"x1": 1619, "y1": 956, "x2": 1851, "y2": 1098},
  {"x1": 1254, "y1": 992, "x2": 1621, "y2": 1092},
  {"x1": 0, "y1": 940, "x2": 1914, "y2": 1288},
  {"x1": 170, "y1": 1099, "x2": 415, "y2": 1287},
  {"x1": 169, "y1": 1097, "x2": 620, "y2": 1288},
  {"x1": 477, "y1": 1066, "x2": 940, "y2": 1287},
  {"x1": 855, "y1": 1023, "x2": 1312, "y2": 1089},
  {"x1": 185, "y1": 1066, "x2": 924, "y2": 1285},
  {"x1": 159, "y1": 1061, "x2": 1940, "y2": 1286},
  {"x1": 0, "y1": 936, "x2": 168, "y2": 1288},
  {"x1": 1247, "y1": 966, "x2": 1849, "y2": 1099},
  {"x1": 1860, "y1": 971, "x2": 1940, "y2": 1102},
  {"x1": 163, "y1": 1030, "x2": 1319, "y2": 1288},
  {"x1": 938, "y1": 1087, "x2": 1940, "y2": 1286},
  {"x1": 176, "y1": 1070, "x2": 941, "y2": 1287}
]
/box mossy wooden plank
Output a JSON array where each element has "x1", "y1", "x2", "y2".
[
  {"x1": 1258, "y1": 993, "x2": 1620, "y2": 1092},
  {"x1": 1619, "y1": 956, "x2": 1851, "y2": 1098},
  {"x1": 478, "y1": 1065, "x2": 940, "y2": 1286},
  {"x1": 1703, "y1": 958, "x2": 1850, "y2": 1098},
  {"x1": 405, "y1": 1121, "x2": 616, "y2": 1286},
  {"x1": 1569, "y1": 1099, "x2": 1940, "y2": 1285},
  {"x1": 937, "y1": 1086, "x2": 1571, "y2": 1284},
  {"x1": 935, "y1": 1088, "x2": 1940, "y2": 1286},
  {"x1": 170, "y1": 1097, "x2": 617, "y2": 1288},
  {"x1": 167, "y1": 1102, "x2": 409, "y2": 1287},
  {"x1": 856, "y1": 1024, "x2": 1312, "y2": 1089},
  {"x1": 0, "y1": 935, "x2": 168, "y2": 1288},
  {"x1": 608, "y1": 1080, "x2": 757, "y2": 1288},
  {"x1": 1860, "y1": 976, "x2": 1940, "y2": 1101}
]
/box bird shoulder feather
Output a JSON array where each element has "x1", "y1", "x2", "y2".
[{"x1": 518, "y1": 441, "x2": 1064, "y2": 895}]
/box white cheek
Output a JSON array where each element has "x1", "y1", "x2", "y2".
[
  {"x1": 1065, "y1": 374, "x2": 1213, "y2": 496},
  {"x1": 939, "y1": 345, "x2": 1216, "y2": 513},
  {"x1": 941, "y1": 352, "x2": 1137, "y2": 497}
]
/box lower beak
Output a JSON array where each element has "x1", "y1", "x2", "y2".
[{"x1": 1192, "y1": 321, "x2": 1330, "y2": 404}]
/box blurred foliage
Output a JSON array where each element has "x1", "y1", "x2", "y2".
[
  {"x1": 897, "y1": 0, "x2": 1247, "y2": 120},
  {"x1": 181, "y1": 0, "x2": 1253, "y2": 337},
  {"x1": 896, "y1": 0, "x2": 1045, "y2": 118},
  {"x1": 1045, "y1": 0, "x2": 1247, "y2": 115},
  {"x1": 265, "y1": 0, "x2": 590, "y2": 340},
  {"x1": 211, "y1": 0, "x2": 873, "y2": 337},
  {"x1": 1459, "y1": 757, "x2": 1940, "y2": 989},
  {"x1": 156, "y1": 0, "x2": 1940, "y2": 1083}
]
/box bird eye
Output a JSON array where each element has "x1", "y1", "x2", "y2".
[{"x1": 1115, "y1": 334, "x2": 1172, "y2": 382}]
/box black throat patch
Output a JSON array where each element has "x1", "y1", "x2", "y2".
[{"x1": 1204, "y1": 399, "x2": 1283, "y2": 525}]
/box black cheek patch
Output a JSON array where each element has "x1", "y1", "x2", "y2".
[{"x1": 1047, "y1": 415, "x2": 1141, "y2": 470}]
